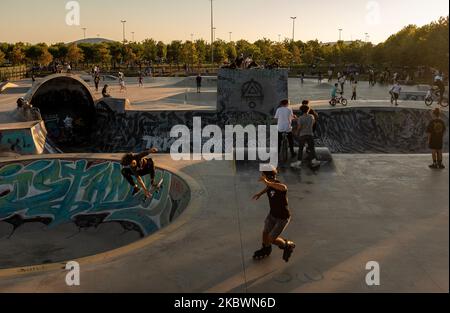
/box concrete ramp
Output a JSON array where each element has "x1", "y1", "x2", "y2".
[
  {"x1": 314, "y1": 107, "x2": 449, "y2": 153},
  {"x1": 0, "y1": 155, "x2": 191, "y2": 269},
  {"x1": 170, "y1": 76, "x2": 217, "y2": 88},
  {"x1": 0, "y1": 82, "x2": 19, "y2": 94},
  {"x1": 0, "y1": 120, "x2": 60, "y2": 155}
]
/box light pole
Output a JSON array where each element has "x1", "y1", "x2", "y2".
[
  {"x1": 290, "y1": 17, "x2": 297, "y2": 41},
  {"x1": 210, "y1": 0, "x2": 214, "y2": 64},
  {"x1": 213, "y1": 28, "x2": 216, "y2": 42},
  {"x1": 82, "y1": 27, "x2": 87, "y2": 39},
  {"x1": 365, "y1": 33, "x2": 370, "y2": 43},
  {"x1": 338, "y1": 28, "x2": 343, "y2": 41},
  {"x1": 121, "y1": 20, "x2": 127, "y2": 44}
]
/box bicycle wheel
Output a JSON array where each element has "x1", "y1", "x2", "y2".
[
  {"x1": 341, "y1": 98, "x2": 348, "y2": 106},
  {"x1": 425, "y1": 97, "x2": 433, "y2": 106},
  {"x1": 329, "y1": 99, "x2": 336, "y2": 107},
  {"x1": 440, "y1": 98, "x2": 449, "y2": 108}
]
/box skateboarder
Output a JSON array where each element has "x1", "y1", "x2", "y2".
[
  {"x1": 291, "y1": 105, "x2": 321, "y2": 169},
  {"x1": 252, "y1": 165, "x2": 296, "y2": 263},
  {"x1": 121, "y1": 148, "x2": 159, "y2": 198},
  {"x1": 427, "y1": 108, "x2": 446, "y2": 169}
]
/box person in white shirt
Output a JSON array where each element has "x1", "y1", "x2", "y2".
[
  {"x1": 390, "y1": 82, "x2": 402, "y2": 106},
  {"x1": 275, "y1": 99, "x2": 297, "y2": 158}
]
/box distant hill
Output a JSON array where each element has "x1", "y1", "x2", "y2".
[{"x1": 70, "y1": 38, "x2": 116, "y2": 45}]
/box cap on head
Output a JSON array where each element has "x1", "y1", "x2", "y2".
[{"x1": 260, "y1": 164, "x2": 278, "y2": 179}]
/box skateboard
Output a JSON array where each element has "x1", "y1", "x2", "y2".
[{"x1": 141, "y1": 179, "x2": 164, "y2": 205}]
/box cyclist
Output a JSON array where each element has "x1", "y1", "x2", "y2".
[{"x1": 330, "y1": 83, "x2": 340, "y2": 103}]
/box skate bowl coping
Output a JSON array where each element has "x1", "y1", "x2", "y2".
[{"x1": 0, "y1": 154, "x2": 195, "y2": 272}]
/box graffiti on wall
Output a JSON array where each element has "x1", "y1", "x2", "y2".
[
  {"x1": 0, "y1": 130, "x2": 34, "y2": 154},
  {"x1": 315, "y1": 108, "x2": 449, "y2": 153},
  {"x1": 0, "y1": 159, "x2": 191, "y2": 237},
  {"x1": 91, "y1": 99, "x2": 449, "y2": 155},
  {"x1": 217, "y1": 69, "x2": 288, "y2": 115}
]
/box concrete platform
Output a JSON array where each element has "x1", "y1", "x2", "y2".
[{"x1": 0, "y1": 153, "x2": 447, "y2": 293}]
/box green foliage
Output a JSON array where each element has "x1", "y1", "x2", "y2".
[{"x1": 1, "y1": 16, "x2": 447, "y2": 71}]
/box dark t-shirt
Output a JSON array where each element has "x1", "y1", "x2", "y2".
[
  {"x1": 427, "y1": 118, "x2": 446, "y2": 140},
  {"x1": 266, "y1": 180, "x2": 291, "y2": 220},
  {"x1": 126, "y1": 151, "x2": 152, "y2": 176},
  {"x1": 196, "y1": 76, "x2": 202, "y2": 85}
]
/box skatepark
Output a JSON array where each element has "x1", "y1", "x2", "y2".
[{"x1": 0, "y1": 72, "x2": 448, "y2": 292}]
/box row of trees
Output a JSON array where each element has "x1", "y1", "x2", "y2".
[{"x1": 0, "y1": 16, "x2": 448, "y2": 71}]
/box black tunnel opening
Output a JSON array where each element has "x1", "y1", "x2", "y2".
[{"x1": 30, "y1": 77, "x2": 97, "y2": 152}]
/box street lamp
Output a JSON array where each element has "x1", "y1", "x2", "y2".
[
  {"x1": 82, "y1": 27, "x2": 87, "y2": 39},
  {"x1": 210, "y1": 0, "x2": 214, "y2": 64},
  {"x1": 365, "y1": 33, "x2": 370, "y2": 43},
  {"x1": 338, "y1": 28, "x2": 343, "y2": 41},
  {"x1": 290, "y1": 17, "x2": 297, "y2": 41},
  {"x1": 121, "y1": 20, "x2": 127, "y2": 44}
]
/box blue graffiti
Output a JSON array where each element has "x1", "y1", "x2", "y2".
[{"x1": 0, "y1": 159, "x2": 188, "y2": 236}]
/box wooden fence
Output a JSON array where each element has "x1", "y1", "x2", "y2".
[{"x1": 0, "y1": 65, "x2": 28, "y2": 81}]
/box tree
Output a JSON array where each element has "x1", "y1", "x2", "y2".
[
  {"x1": 0, "y1": 49, "x2": 5, "y2": 66},
  {"x1": 213, "y1": 40, "x2": 227, "y2": 64},
  {"x1": 48, "y1": 43, "x2": 68, "y2": 61},
  {"x1": 156, "y1": 41, "x2": 167, "y2": 63},
  {"x1": 271, "y1": 43, "x2": 292, "y2": 66},
  {"x1": 10, "y1": 43, "x2": 26, "y2": 65},
  {"x1": 167, "y1": 40, "x2": 182, "y2": 64},
  {"x1": 225, "y1": 42, "x2": 237, "y2": 62},
  {"x1": 93, "y1": 44, "x2": 111, "y2": 66},
  {"x1": 195, "y1": 40, "x2": 207, "y2": 64},
  {"x1": 180, "y1": 41, "x2": 198, "y2": 67},
  {"x1": 26, "y1": 44, "x2": 53, "y2": 66},
  {"x1": 107, "y1": 42, "x2": 123, "y2": 68},
  {"x1": 142, "y1": 39, "x2": 157, "y2": 62},
  {"x1": 66, "y1": 43, "x2": 84, "y2": 64}
]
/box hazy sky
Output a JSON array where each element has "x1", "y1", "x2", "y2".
[{"x1": 0, "y1": 0, "x2": 448, "y2": 44}]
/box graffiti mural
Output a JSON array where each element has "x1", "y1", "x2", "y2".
[
  {"x1": 90, "y1": 104, "x2": 448, "y2": 155},
  {"x1": 314, "y1": 108, "x2": 449, "y2": 153},
  {"x1": 0, "y1": 158, "x2": 191, "y2": 237},
  {"x1": 0, "y1": 130, "x2": 34, "y2": 154}
]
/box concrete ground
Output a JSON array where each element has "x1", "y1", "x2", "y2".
[
  {"x1": 1, "y1": 77, "x2": 447, "y2": 117},
  {"x1": 0, "y1": 154, "x2": 448, "y2": 292}
]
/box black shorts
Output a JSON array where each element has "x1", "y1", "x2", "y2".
[{"x1": 429, "y1": 137, "x2": 444, "y2": 150}]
